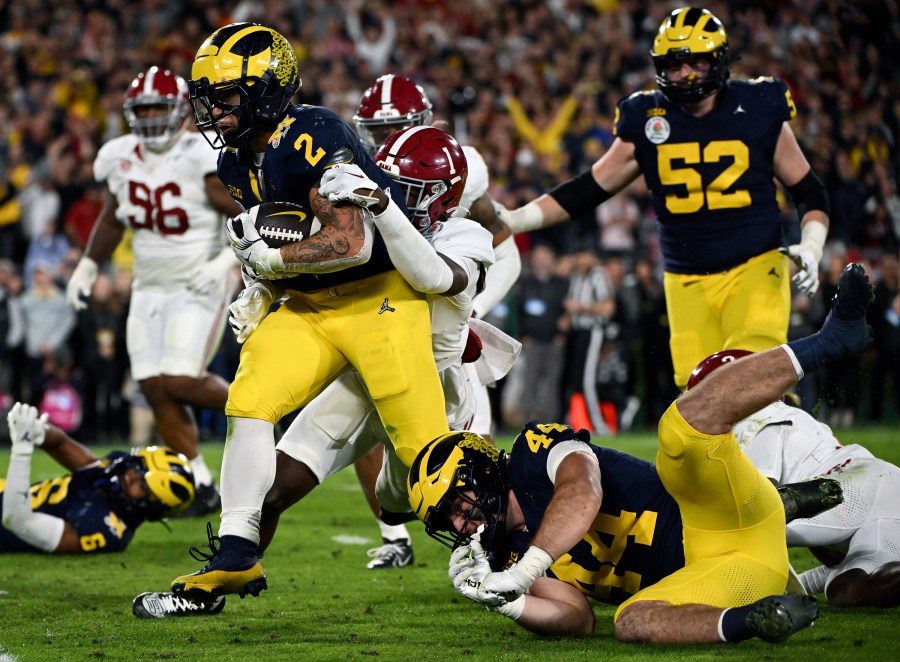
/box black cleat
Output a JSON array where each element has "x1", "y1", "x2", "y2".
[
  {"x1": 171, "y1": 523, "x2": 267, "y2": 601},
  {"x1": 744, "y1": 594, "x2": 819, "y2": 643},
  {"x1": 177, "y1": 482, "x2": 222, "y2": 518},
  {"x1": 132, "y1": 591, "x2": 225, "y2": 618},
  {"x1": 817, "y1": 263, "x2": 874, "y2": 360},
  {"x1": 778, "y1": 477, "x2": 843, "y2": 524},
  {"x1": 366, "y1": 537, "x2": 414, "y2": 569}
]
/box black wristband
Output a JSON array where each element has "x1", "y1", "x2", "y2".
[
  {"x1": 548, "y1": 170, "x2": 613, "y2": 219},
  {"x1": 786, "y1": 170, "x2": 830, "y2": 218}
]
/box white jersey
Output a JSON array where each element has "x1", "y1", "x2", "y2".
[
  {"x1": 733, "y1": 401, "x2": 872, "y2": 483},
  {"x1": 428, "y1": 217, "x2": 494, "y2": 371},
  {"x1": 94, "y1": 131, "x2": 224, "y2": 290},
  {"x1": 736, "y1": 401, "x2": 900, "y2": 585},
  {"x1": 459, "y1": 146, "x2": 489, "y2": 212}
]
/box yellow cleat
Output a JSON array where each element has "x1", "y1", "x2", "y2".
[{"x1": 171, "y1": 522, "x2": 268, "y2": 600}]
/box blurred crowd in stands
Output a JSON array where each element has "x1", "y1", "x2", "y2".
[{"x1": 0, "y1": 0, "x2": 898, "y2": 443}]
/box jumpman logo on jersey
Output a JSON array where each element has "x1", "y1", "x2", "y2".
[
  {"x1": 734, "y1": 104, "x2": 746, "y2": 114},
  {"x1": 379, "y1": 298, "x2": 396, "y2": 314}
]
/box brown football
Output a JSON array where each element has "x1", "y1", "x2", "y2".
[{"x1": 247, "y1": 201, "x2": 322, "y2": 248}]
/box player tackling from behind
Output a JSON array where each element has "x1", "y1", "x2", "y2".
[{"x1": 409, "y1": 262, "x2": 873, "y2": 643}]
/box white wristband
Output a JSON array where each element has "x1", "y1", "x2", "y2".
[
  {"x1": 799, "y1": 220, "x2": 827, "y2": 263},
  {"x1": 506, "y1": 201, "x2": 545, "y2": 234},
  {"x1": 494, "y1": 595, "x2": 526, "y2": 620},
  {"x1": 519, "y1": 545, "x2": 554, "y2": 581}
]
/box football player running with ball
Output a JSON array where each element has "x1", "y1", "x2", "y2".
[
  {"x1": 66, "y1": 66, "x2": 243, "y2": 516},
  {"x1": 496, "y1": 7, "x2": 830, "y2": 390},
  {"x1": 408, "y1": 262, "x2": 874, "y2": 644},
  {"x1": 252, "y1": 126, "x2": 501, "y2": 565},
  {"x1": 169, "y1": 23, "x2": 449, "y2": 603}
]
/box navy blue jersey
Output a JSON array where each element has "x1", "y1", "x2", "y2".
[
  {"x1": 217, "y1": 104, "x2": 407, "y2": 291},
  {"x1": 503, "y1": 423, "x2": 685, "y2": 606},
  {"x1": 0, "y1": 452, "x2": 140, "y2": 553},
  {"x1": 615, "y1": 78, "x2": 797, "y2": 274}
]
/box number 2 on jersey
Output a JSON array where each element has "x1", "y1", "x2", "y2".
[{"x1": 657, "y1": 140, "x2": 751, "y2": 214}]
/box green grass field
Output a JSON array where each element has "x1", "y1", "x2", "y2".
[{"x1": 1, "y1": 428, "x2": 897, "y2": 661}]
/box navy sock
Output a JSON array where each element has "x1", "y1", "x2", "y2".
[
  {"x1": 786, "y1": 264, "x2": 872, "y2": 376},
  {"x1": 786, "y1": 330, "x2": 830, "y2": 376},
  {"x1": 219, "y1": 534, "x2": 258, "y2": 558},
  {"x1": 719, "y1": 604, "x2": 757, "y2": 642}
]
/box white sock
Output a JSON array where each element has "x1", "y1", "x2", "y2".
[
  {"x1": 378, "y1": 520, "x2": 409, "y2": 542},
  {"x1": 218, "y1": 417, "x2": 276, "y2": 544},
  {"x1": 780, "y1": 344, "x2": 805, "y2": 380},
  {"x1": 189, "y1": 454, "x2": 213, "y2": 487},
  {"x1": 799, "y1": 565, "x2": 831, "y2": 593}
]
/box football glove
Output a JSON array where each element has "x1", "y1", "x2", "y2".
[
  {"x1": 319, "y1": 163, "x2": 384, "y2": 210},
  {"x1": 477, "y1": 545, "x2": 553, "y2": 603},
  {"x1": 225, "y1": 211, "x2": 284, "y2": 279},
  {"x1": 186, "y1": 248, "x2": 238, "y2": 296},
  {"x1": 449, "y1": 531, "x2": 496, "y2": 603},
  {"x1": 7, "y1": 402, "x2": 47, "y2": 456},
  {"x1": 780, "y1": 220, "x2": 827, "y2": 297},
  {"x1": 65, "y1": 257, "x2": 99, "y2": 311},
  {"x1": 451, "y1": 531, "x2": 526, "y2": 620},
  {"x1": 228, "y1": 280, "x2": 281, "y2": 344}
]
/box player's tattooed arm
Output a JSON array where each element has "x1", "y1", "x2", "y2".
[{"x1": 277, "y1": 187, "x2": 372, "y2": 267}]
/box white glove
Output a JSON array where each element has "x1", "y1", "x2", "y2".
[
  {"x1": 319, "y1": 163, "x2": 383, "y2": 209},
  {"x1": 449, "y1": 531, "x2": 499, "y2": 604},
  {"x1": 477, "y1": 545, "x2": 553, "y2": 604},
  {"x1": 451, "y1": 531, "x2": 527, "y2": 620},
  {"x1": 780, "y1": 220, "x2": 827, "y2": 297},
  {"x1": 7, "y1": 402, "x2": 48, "y2": 456},
  {"x1": 228, "y1": 280, "x2": 280, "y2": 343},
  {"x1": 225, "y1": 211, "x2": 284, "y2": 279},
  {"x1": 186, "y1": 248, "x2": 238, "y2": 296},
  {"x1": 65, "y1": 257, "x2": 99, "y2": 311}
]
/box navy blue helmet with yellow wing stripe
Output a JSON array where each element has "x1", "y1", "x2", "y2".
[
  {"x1": 651, "y1": 7, "x2": 730, "y2": 106},
  {"x1": 408, "y1": 431, "x2": 508, "y2": 552},
  {"x1": 189, "y1": 22, "x2": 300, "y2": 149}
]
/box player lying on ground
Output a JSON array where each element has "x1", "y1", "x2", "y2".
[
  {"x1": 408, "y1": 263, "x2": 873, "y2": 643},
  {"x1": 689, "y1": 349, "x2": 900, "y2": 608},
  {"x1": 2, "y1": 403, "x2": 195, "y2": 554}
]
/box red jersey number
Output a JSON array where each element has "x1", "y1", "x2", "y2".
[{"x1": 127, "y1": 181, "x2": 189, "y2": 235}]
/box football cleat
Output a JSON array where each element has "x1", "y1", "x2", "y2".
[
  {"x1": 177, "y1": 482, "x2": 222, "y2": 518},
  {"x1": 171, "y1": 522, "x2": 267, "y2": 600},
  {"x1": 744, "y1": 594, "x2": 819, "y2": 643},
  {"x1": 132, "y1": 591, "x2": 225, "y2": 618},
  {"x1": 366, "y1": 537, "x2": 414, "y2": 570},
  {"x1": 816, "y1": 263, "x2": 874, "y2": 360},
  {"x1": 777, "y1": 477, "x2": 843, "y2": 524}
]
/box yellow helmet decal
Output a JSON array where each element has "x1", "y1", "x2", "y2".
[
  {"x1": 408, "y1": 431, "x2": 498, "y2": 520},
  {"x1": 192, "y1": 23, "x2": 296, "y2": 88},
  {"x1": 136, "y1": 446, "x2": 196, "y2": 513},
  {"x1": 652, "y1": 7, "x2": 727, "y2": 58}
]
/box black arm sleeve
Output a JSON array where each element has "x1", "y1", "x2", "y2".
[
  {"x1": 548, "y1": 170, "x2": 613, "y2": 220},
  {"x1": 786, "y1": 170, "x2": 830, "y2": 218}
]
